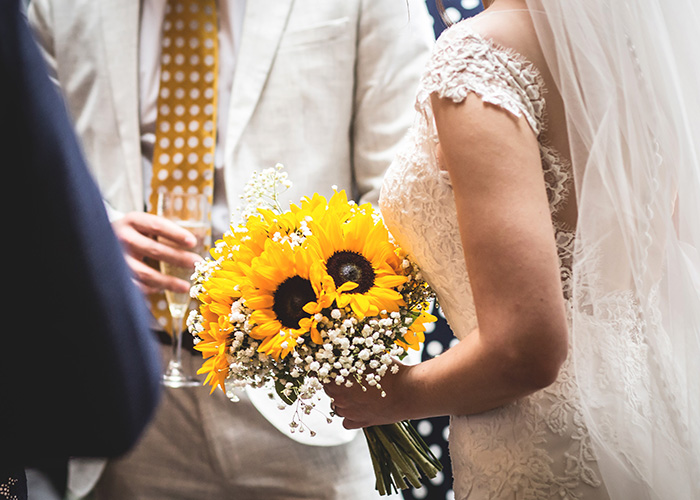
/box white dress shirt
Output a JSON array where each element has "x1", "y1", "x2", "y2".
[{"x1": 138, "y1": 0, "x2": 246, "y2": 240}]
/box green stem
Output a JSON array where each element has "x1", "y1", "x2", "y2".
[
  {"x1": 389, "y1": 421, "x2": 442, "y2": 472},
  {"x1": 363, "y1": 429, "x2": 388, "y2": 496},
  {"x1": 381, "y1": 422, "x2": 440, "y2": 475},
  {"x1": 373, "y1": 427, "x2": 417, "y2": 489},
  {"x1": 362, "y1": 421, "x2": 443, "y2": 496}
]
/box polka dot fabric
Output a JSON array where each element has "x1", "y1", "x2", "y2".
[
  {"x1": 425, "y1": 0, "x2": 484, "y2": 38},
  {"x1": 404, "y1": 5, "x2": 483, "y2": 500},
  {"x1": 149, "y1": 0, "x2": 218, "y2": 210},
  {"x1": 148, "y1": 0, "x2": 219, "y2": 333}
]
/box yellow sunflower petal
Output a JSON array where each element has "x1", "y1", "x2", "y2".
[
  {"x1": 209, "y1": 302, "x2": 234, "y2": 317},
  {"x1": 250, "y1": 318, "x2": 281, "y2": 339},
  {"x1": 309, "y1": 324, "x2": 323, "y2": 345},
  {"x1": 244, "y1": 294, "x2": 275, "y2": 310},
  {"x1": 336, "y1": 294, "x2": 351, "y2": 308},
  {"x1": 337, "y1": 281, "x2": 359, "y2": 293},
  {"x1": 349, "y1": 293, "x2": 372, "y2": 318},
  {"x1": 373, "y1": 275, "x2": 408, "y2": 288}
]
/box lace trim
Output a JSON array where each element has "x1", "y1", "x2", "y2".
[
  {"x1": 417, "y1": 20, "x2": 547, "y2": 136},
  {"x1": 418, "y1": 20, "x2": 573, "y2": 216},
  {"x1": 542, "y1": 144, "x2": 573, "y2": 217},
  {"x1": 556, "y1": 226, "x2": 575, "y2": 300}
]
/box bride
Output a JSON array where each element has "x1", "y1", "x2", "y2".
[{"x1": 325, "y1": 0, "x2": 700, "y2": 498}]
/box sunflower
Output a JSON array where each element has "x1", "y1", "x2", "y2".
[
  {"x1": 188, "y1": 260, "x2": 246, "y2": 393},
  {"x1": 305, "y1": 192, "x2": 408, "y2": 319},
  {"x1": 193, "y1": 319, "x2": 232, "y2": 393},
  {"x1": 395, "y1": 303, "x2": 438, "y2": 352},
  {"x1": 237, "y1": 238, "x2": 326, "y2": 359},
  {"x1": 192, "y1": 206, "x2": 320, "y2": 384}
]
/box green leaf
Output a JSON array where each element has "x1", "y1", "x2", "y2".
[{"x1": 274, "y1": 378, "x2": 298, "y2": 405}]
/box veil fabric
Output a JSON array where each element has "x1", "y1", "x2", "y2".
[{"x1": 524, "y1": 1, "x2": 700, "y2": 498}]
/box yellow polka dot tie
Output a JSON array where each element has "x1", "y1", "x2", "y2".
[{"x1": 148, "y1": 0, "x2": 218, "y2": 335}]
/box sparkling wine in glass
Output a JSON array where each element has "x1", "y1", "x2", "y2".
[{"x1": 157, "y1": 191, "x2": 211, "y2": 388}]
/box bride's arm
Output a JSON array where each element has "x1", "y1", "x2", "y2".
[{"x1": 327, "y1": 93, "x2": 569, "y2": 428}]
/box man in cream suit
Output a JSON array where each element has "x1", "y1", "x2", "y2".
[{"x1": 28, "y1": 0, "x2": 434, "y2": 498}]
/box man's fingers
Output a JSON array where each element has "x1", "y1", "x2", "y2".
[
  {"x1": 140, "y1": 236, "x2": 202, "y2": 269},
  {"x1": 125, "y1": 254, "x2": 191, "y2": 294},
  {"x1": 115, "y1": 214, "x2": 202, "y2": 269},
  {"x1": 114, "y1": 212, "x2": 202, "y2": 295},
  {"x1": 126, "y1": 212, "x2": 197, "y2": 248}
]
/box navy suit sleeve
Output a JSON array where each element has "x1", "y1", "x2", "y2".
[{"x1": 0, "y1": 0, "x2": 161, "y2": 467}]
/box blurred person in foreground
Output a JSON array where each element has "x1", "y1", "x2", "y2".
[{"x1": 0, "y1": 0, "x2": 162, "y2": 498}]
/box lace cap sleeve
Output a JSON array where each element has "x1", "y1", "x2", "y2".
[{"x1": 418, "y1": 21, "x2": 546, "y2": 136}]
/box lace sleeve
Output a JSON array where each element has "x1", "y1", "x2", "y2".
[{"x1": 417, "y1": 21, "x2": 546, "y2": 136}]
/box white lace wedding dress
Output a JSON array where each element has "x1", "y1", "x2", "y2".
[{"x1": 379, "y1": 20, "x2": 608, "y2": 500}]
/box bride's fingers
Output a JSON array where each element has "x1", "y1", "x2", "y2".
[
  {"x1": 342, "y1": 418, "x2": 367, "y2": 430},
  {"x1": 330, "y1": 400, "x2": 348, "y2": 418},
  {"x1": 324, "y1": 381, "x2": 365, "y2": 404},
  {"x1": 330, "y1": 398, "x2": 382, "y2": 428}
]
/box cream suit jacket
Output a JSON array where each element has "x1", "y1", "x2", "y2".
[
  {"x1": 29, "y1": 0, "x2": 433, "y2": 495},
  {"x1": 29, "y1": 0, "x2": 434, "y2": 211}
]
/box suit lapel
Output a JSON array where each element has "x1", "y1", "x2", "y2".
[
  {"x1": 225, "y1": 0, "x2": 295, "y2": 157},
  {"x1": 99, "y1": 0, "x2": 143, "y2": 210}
]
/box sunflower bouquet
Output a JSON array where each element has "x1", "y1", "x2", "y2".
[{"x1": 187, "y1": 164, "x2": 442, "y2": 495}]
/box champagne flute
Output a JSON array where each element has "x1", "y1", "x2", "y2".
[{"x1": 157, "y1": 190, "x2": 211, "y2": 388}]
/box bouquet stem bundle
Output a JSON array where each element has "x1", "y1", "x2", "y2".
[{"x1": 364, "y1": 421, "x2": 443, "y2": 495}]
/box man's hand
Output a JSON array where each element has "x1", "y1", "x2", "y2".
[{"x1": 112, "y1": 211, "x2": 202, "y2": 295}]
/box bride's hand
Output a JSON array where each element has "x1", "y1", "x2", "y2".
[{"x1": 323, "y1": 361, "x2": 414, "y2": 429}]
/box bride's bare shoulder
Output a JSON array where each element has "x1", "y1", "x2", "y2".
[{"x1": 463, "y1": 2, "x2": 543, "y2": 68}]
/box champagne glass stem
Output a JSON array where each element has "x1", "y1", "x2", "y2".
[
  {"x1": 170, "y1": 313, "x2": 184, "y2": 371},
  {"x1": 162, "y1": 310, "x2": 200, "y2": 388}
]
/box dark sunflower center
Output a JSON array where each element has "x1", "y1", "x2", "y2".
[
  {"x1": 272, "y1": 276, "x2": 316, "y2": 329},
  {"x1": 326, "y1": 250, "x2": 375, "y2": 294}
]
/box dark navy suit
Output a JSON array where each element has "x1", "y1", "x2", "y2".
[{"x1": 0, "y1": 0, "x2": 161, "y2": 496}]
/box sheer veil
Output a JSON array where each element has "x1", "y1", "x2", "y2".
[{"x1": 524, "y1": 0, "x2": 700, "y2": 497}]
